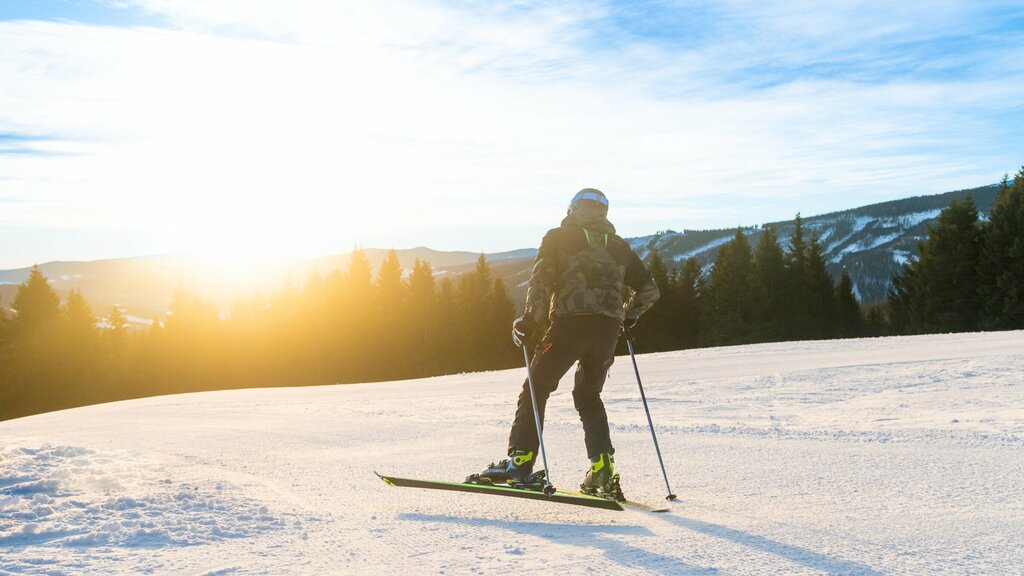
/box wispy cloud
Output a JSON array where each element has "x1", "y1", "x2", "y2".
[
  {"x1": 0, "y1": 133, "x2": 67, "y2": 156},
  {"x1": 0, "y1": 0, "x2": 1022, "y2": 266}
]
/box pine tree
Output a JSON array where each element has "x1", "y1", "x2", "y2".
[
  {"x1": 103, "y1": 305, "x2": 131, "y2": 399},
  {"x1": 133, "y1": 313, "x2": 168, "y2": 396},
  {"x1": 4, "y1": 267, "x2": 64, "y2": 419},
  {"x1": 707, "y1": 229, "x2": 754, "y2": 345},
  {"x1": 435, "y1": 276, "x2": 459, "y2": 373},
  {"x1": 914, "y1": 195, "x2": 984, "y2": 332},
  {"x1": 751, "y1": 225, "x2": 787, "y2": 341},
  {"x1": 375, "y1": 250, "x2": 406, "y2": 378},
  {"x1": 62, "y1": 288, "x2": 101, "y2": 405},
  {"x1": 676, "y1": 257, "x2": 705, "y2": 348},
  {"x1": 888, "y1": 262, "x2": 916, "y2": 334},
  {"x1": 316, "y1": 269, "x2": 345, "y2": 383},
  {"x1": 342, "y1": 248, "x2": 374, "y2": 381},
  {"x1": 804, "y1": 232, "x2": 836, "y2": 339},
  {"x1": 163, "y1": 289, "x2": 223, "y2": 391},
  {"x1": 376, "y1": 250, "x2": 405, "y2": 318},
  {"x1": 11, "y1": 266, "x2": 62, "y2": 341},
  {"x1": 298, "y1": 270, "x2": 330, "y2": 385},
  {"x1": 407, "y1": 259, "x2": 438, "y2": 375},
  {"x1": 261, "y1": 278, "x2": 304, "y2": 386},
  {"x1": 488, "y1": 277, "x2": 517, "y2": 368},
  {"x1": 834, "y1": 269, "x2": 863, "y2": 337},
  {"x1": 978, "y1": 168, "x2": 1024, "y2": 329},
  {"x1": 788, "y1": 214, "x2": 808, "y2": 269},
  {"x1": 65, "y1": 289, "x2": 96, "y2": 338},
  {"x1": 456, "y1": 255, "x2": 496, "y2": 372},
  {"x1": 634, "y1": 249, "x2": 674, "y2": 351},
  {"x1": 108, "y1": 306, "x2": 129, "y2": 336},
  {"x1": 863, "y1": 302, "x2": 889, "y2": 336},
  {"x1": 784, "y1": 215, "x2": 811, "y2": 339}
]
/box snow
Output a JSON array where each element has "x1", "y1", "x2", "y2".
[
  {"x1": 892, "y1": 249, "x2": 913, "y2": 266},
  {"x1": 125, "y1": 315, "x2": 155, "y2": 326},
  {"x1": 628, "y1": 235, "x2": 656, "y2": 252},
  {"x1": 823, "y1": 215, "x2": 873, "y2": 255},
  {"x1": 0, "y1": 446, "x2": 290, "y2": 553},
  {"x1": 2, "y1": 331, "x2": 1023, "y2": 574},
  {"x1": 827, "y1": 210, "x2": 942, "y2": 261},
  {"x1": 893, "y1": 209, "x2": 942, "y2": 228},
  {"x1": 673, "y1": 235, "x2": 734, "y2": 262},
  {"x1": 831, "y1": 232, "x2": 903, "y2": 263}
]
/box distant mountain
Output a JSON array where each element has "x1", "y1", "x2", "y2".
[
  {"x1": 0, "y1": 183, "x2": 1002, "y2": 321},
  {"x1": 628, "y1": 183, "x2": 1001, "y2": 302},
  {"x1": 0, "y1": 249, "x2": 538, "y2": 324}
]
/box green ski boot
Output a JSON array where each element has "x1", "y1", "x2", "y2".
[
  {"x1": 580, "y1": 453, "x2": 624, "y2": 500},
  {"x1": 469, "y1": 449, "x2": 535, "y2": 485}
]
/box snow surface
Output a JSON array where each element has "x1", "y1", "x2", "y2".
[
  {"x1": 891, "y1": 209, "x2": 942, "y2": 229},
  {"x1": 825, "y1": 210, "x2": 942, "y2": 262},
  {"x1": 892, "y1": 250, "x2": 913, "y2": 266},
  {"x1": 831, "y1": 232, "x2": 902, "y2": 263},
  {"x1": 672, "y1": 235, "x2": 734, "y2": 263},
  {"x1": 2, "y1": 331, "x2": 1023, "y2": 575},
  {"x1": 821, "y1": 216, "x2": 871, "y2": 256}
]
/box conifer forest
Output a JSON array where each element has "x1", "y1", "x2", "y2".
[{"x1": 1, "y1": 169, "x2": 1022, "y2": 421}]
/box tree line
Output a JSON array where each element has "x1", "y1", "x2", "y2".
[
  {"x1": 626, "y1": 214, "x2": 872, "y2": 353},
  {"x1": 1, "y1": 168, "x2": 1021, "y2": 420},
  {"x1": 627, "y1": 168, "x2": 1022, "y2": 350},
  {"x1": 888, "y1": 169, "x2": 1024, "y2": 334},
  {"x1": 0, "y1": 251, "x2": 518, "y2": 420}
]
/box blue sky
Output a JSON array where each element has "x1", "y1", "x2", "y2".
[
  {"x1": 0, "y1": 0, "x2": 160, "y2": 26},
  {"x1": 1, "y1": 0, "x2": 1023, "y2": 268}
]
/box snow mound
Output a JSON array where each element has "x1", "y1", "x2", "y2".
[{"x1": 0, "y1": 445, "x2": 288, "y2": 554}]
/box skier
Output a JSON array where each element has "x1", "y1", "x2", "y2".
[{"x1": 476, "y1": 188, "x2": 660, "y2": 496}]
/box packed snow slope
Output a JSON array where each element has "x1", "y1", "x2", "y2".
[{"x1": 2, "y1": 331, "x2": 1023, "y2": 575}]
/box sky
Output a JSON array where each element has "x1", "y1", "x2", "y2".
[{"x1": 1, "y1": 0, "x2": 1023, "y2": 269}]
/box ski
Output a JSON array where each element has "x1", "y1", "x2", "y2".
[
  {"x1": 375, "y1": 472, "x2": 671, "y2": 513},
  {"x1": 376, "y1": 471, "x2": 623, "y2": 510},
  {"x1": 575, "y1": 472, "x2": 672, "y2": 513},
  {"x1": 615, "y1": 498, "x2": 671, "y2": 513}
]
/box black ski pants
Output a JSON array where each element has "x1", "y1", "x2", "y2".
[{"x1": 508, "y1": 314, "x2": 620, "y2": 460}]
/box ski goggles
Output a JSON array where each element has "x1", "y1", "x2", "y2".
[{"x1": 569, "y1": 190, "x2": 609, "y2": 211}]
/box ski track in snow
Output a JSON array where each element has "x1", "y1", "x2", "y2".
[{"x1": 2, "y1": 331, "x2": 1023, "y2": 574}]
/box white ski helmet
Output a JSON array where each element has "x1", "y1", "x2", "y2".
[{"x1": 568, "y1": 188, "x2": 609, "y2": 215}]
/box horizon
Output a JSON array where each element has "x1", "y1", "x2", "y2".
[
  {"x1": 2, "y1": 1, "x2": 1023, "y2": 269},
  {"x1": 0, "y1": 177, "x2": 1005, "y2": 272}
]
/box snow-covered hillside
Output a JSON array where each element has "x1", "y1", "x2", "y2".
[
  {"x1": 631, "y1": 183, "x2": 1003, "y2": 302},
  {"x1": 2, "y1": 331, "x2": 1023, "y2": 574}
]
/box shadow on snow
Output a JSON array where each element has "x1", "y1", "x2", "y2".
[
  {"x1": 654, "y1": 512, "x2": 884, "y2": 575},
  {"x1": 399, "y1": 511, "x2": 884, "y2": 575},
  {"x1": 399, "y1": 512, "x2": 716, "y2": 575}
]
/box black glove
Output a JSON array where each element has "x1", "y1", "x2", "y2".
[
  {"x1": 622, "y1": 316, "x2": 639, "y2": 336},
  {"x1": 512, "y1": 315, "x2": 537, "y2": 348}
]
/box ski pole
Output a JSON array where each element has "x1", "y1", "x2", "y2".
[
  {"x1": 522, "y1": 345, "x2": 556, "y2": 496},
  {"x1": 625, "y1": 334, "x2": 677, "y2": 501}
]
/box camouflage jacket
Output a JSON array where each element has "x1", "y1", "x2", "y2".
[{"x1": 523, "y1": 207, "x2": 660, "y2": 324}]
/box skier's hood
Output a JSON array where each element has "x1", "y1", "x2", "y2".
[{"x1": 561, "y1": 205, "x2": 616, "y2": 235}]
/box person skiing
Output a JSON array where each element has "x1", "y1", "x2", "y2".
[{"x1": 475, "y1": 188, "x2": 660, "y2": 496}]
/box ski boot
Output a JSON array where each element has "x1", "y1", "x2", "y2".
[
  {"x1": 580, "y1": 453, "x2": 625, "y2": 501},
  {"x1": 466, "y1": 449, "x2": 535, "y2": 486}
]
